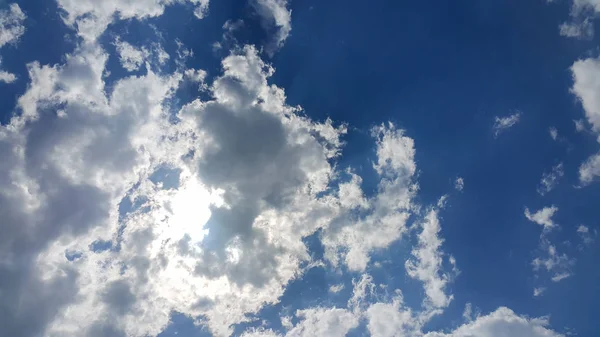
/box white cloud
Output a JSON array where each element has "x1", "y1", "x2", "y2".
[
  {"x1": 115, "y1": 40, "x2": 150, "y2": 72},
  {"x1": 577, "y1": 225, "x2": 595, "y2": 246},
  {"x1": 329, "y1": 283, "x2": 344, "y2": 293},
  {"x1": 534, "y1": 287, "x2": 547, "y2": 297},
  {"x1": 559, "y1": 20, "x2": 593, "y2": 39},
  {"x1": 366, "y1": 296, "x2": 415, "y2": 337},
  {"x1": 525, "y1": 206, "x2": 559, "y2": 231},
  {"x1": 549, "y1": 127, "x2": 558, "y2": 141},
  {"x1": 184, "y1": 68, "x2": 208, "y2": 85},
  {"x1": 424, "y1": 307, "x2": 564, "y2": 337},
  {"x1": 405, "y1": 210, "x2": 454, "y2": 309},
  {"x1": 454, "y1": 177, "x2": 464, "y2": 191},
  {"x1": 537, "y1": 163, "x2": 564, "y2": 196},
  {"x1": 579, "y1": 152, "x2": 600, "y2": 185},
  {"x1": 0, "y1": 4, "x2": 26, "y2": 83},
  {"x1": 251, "y1": 0, "x2": 292, "y2": 55},
  {"x1": 322, "y1": 123, "x2": 418, "y2": 272},
  {"x1": 0, "y1": 3, "x2": 25, "y2": 47},
  {"x1": 286, "y1": 308, "x2": 359, "y2": 337},
  {"x1": 56, "y1": 0, "x2": 209, "y2": 40},
  {"x1": 572, "y1": 57, "x2": 600, "y2": 133},
  {"x1": 493, "y1": 112, "x2": 521, "y2": 137}
]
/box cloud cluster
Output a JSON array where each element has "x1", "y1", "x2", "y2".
[{"x1": 0, "y1": 3, "x2": 26, "y2": 83}]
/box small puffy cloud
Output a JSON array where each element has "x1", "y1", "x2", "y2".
[
  {"x1": 493, "y1": 111, "x2": 521, "y2": 137},
  {"x1": 537, "y1": 163, "x2": 564, "y2": 196},
  {"x1": 579, "y1": 152, "x2": 600, "y2": 185},
  {"x1": 423, "y1": 307, "x2": 564, "y2": 337},
  {"x1": 251, "y1": 0, "x2": 292, "y2": 55},
  {"x1": 549, "y1": 127, "x2": 558, "y2": 141},
  {"x1": 454, "y1": 177, "x2": 464, "y2": 191},
  {"x1": 405, "y1": 210, "x2": 454, "y2": 309},
  {"x1": 115, "y1": 40, "x2": 149, "y2": 72},
  {"x1": 184, "y1": 68, "x2": 208, "y2": 84},
  {"x1": 525, "y1": 206, "x2": 559, "y2": 231}
]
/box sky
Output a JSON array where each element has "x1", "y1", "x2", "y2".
[{"x1": 0, "y1": 0, "x2": 600, "y2": 336}]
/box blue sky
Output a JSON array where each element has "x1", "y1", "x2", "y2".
[{"x1": 1, "y1": 0, "x2": 600, "y2": 336}]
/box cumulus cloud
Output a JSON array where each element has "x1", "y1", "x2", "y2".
[
  {"x1": 251, "y1": 0, "x2": 292, "y2": 55},
  {"x1": 579, "y1": 152, "x2": 600, "y2": 185},
  {"x1": 525, "y1": 206, "x2": 559, "y2": 231},
  {"x1": 114, "y1": 40, "x2": 150, "y2": 72},
  {"x1": 0, "y1": 3, "x2": 26, "y2": 83},
  {"x1": 493, "y1": 111, "x2": 521, "y2": 137},
  {"x1": 423, "y1": 307, "x2": 564, "y2": 337},
  {"x1": 537, "y1": 163, "x2": 564, "y2": 196}
]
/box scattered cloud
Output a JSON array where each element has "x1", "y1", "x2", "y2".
[
  {"x1": 533, "y1": 287, "x2": 546, "y2": 297},
  {"x1": 329, "y1": 283, "x2": 344, "y2": 293},
  {"x1": 493, "y1": 111, "x2": 521, "y2": 137},
  {"x1": 525, "y1": 206, "x2": 559, "y2": 231},
  {"x1": 405, "y1": 210, "x2": 454, "y2": 309},
  {"x1": 537, "y1": 163, "x2": 564, "y2": 196},
  {"x1": 0, "y1": 3, "x2": 26, "y2": 83},
  {"x1": 549, "y1": 127, "x2": 558, "y2": 141},
  {"x1": 251, "y1": 0, "x2": 292, "y2": 55},
  {"x1": 577, "y1": 225, "x2": 595, "y2": 246},
  {"x1": 423, "y1": 307, "x2": 564, "y2": 337},
  {"x1": 114, "y1": 39, "x2": 150, "y2": 72},
  {"x1": 454, "y1": 177, "x2": 464, "y2": 191}
]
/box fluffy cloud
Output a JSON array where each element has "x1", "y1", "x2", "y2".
[
  {"x1": 0, "y1": 3, "x2": 26, "y2": 83},
  {"x1": 493, "y1": 112, "x2": 521, "y2": 137},
  {"x1": 571, "y1": 57, "x2": 600, "y2": 184},
  {"x1": 424, "y1": 307, "x2": 564, "y2": 337},
  {"x1": 525, "y1": 206, "x2": 558, "y2": 231},
  {"x1": 0, "y1": 39, "x2": 187, "y2": 337},
  {"x1": 115, "y1": 40, "x2": 150, "y2": 72},
  {"x1": 322, "y1": 123, "x2": 418, "y2": 272},
  {"x1": 252, "y1": 0, "x2": 292, "y2": 55},
  {"x1": 56, "y1": 0, "x2": 209, "y2": 40}
]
